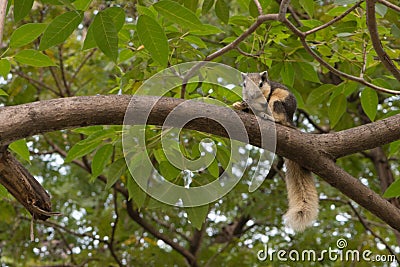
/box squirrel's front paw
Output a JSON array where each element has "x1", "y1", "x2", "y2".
[
  {"x1": 233, "y1": 101, "x2": 247, "y2": 110},
  {"x1": 260, "y1": 112, "x2": 275, "y2": 122}
]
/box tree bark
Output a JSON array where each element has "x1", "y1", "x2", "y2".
[{"x1": 0, "y1": 95, "x2": 400, "y2": 231}]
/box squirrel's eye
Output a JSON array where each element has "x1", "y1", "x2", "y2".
[{"x1": 259, "y1": 82, "x2": 263, "y2": 88}]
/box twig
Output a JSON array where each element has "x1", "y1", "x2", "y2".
[
  {"x1": 150, "y1": 215, "x2": 191, "y2": 242},
  {"x1": 56, "y1": 228, "x2": 77, "y2": 264},
  {"x1": 275, "y1": 0, "x2": 304, "y2": 26},
  {"x1": 71, "y1": 49, "x2": 97, "y2": 81},
  {"x1": 0, "y1": 0, "x2": 7, "y2": 47},
  {"x1": 204, "y1": 241, "x2": 236, "y2": 267},
  {"x1": 58, "y1": 46, "x2": 72, "y2": 96},
  {"x1": 126, "y1": 200, "x2": 197, "y2": 266},
  {"x1": 298, "y1": 109, "x2": 328, "y2": 133},
  {"x1": 109, "y1": 188, "x2": 123, "y2": 267},
  {"x1": 205, "y1": 14, "x2": 278, "y2": 62},
  {"x1": 305, "y1": 0, "x2": 363, "y2": 36},
  {"x1": 298, "y1": 36, "x2": 400, "y2": 94},
  {"x1": 377, "y1": 0, "x2": 400, "y2": 12},
  {"x1": 360, "y1": 40, "x2": 368, "y2": 78},
  {"x1": 181, "y1": 14, "x2": 278, "y2": 98},
  {"x1": 366, "y1": 0, "x2": 400, "y2": 81},
  {"x1": 236, "y1": 47, "x2": 263, "y2": 58},
  {"x1": 348, "y1": 202, "x2": 400, "y2": 262},
  {"x1": 253, "y1": 0, "x2": 263, "y2": 15},
  {"x1": 278, "y1": 0, "x2": 290, "y2": 21},
  {"x1": 13, "y1": 70, "x2": 60, "y2": 96}
]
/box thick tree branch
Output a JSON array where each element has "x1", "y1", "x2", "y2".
[
  {"x1": 0, "y1": 96, "x2": 400, "y2": 232},
  {"x1": 0, "y1": 151, "x2": 54, "y2": 220},
  {"x1": 366, "y1": 0, "x2": 400, "y2": 81}
]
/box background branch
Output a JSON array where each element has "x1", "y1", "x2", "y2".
[
  {"x1": 366, "y1": 0, "x2": 400, "y2": 81},
  {"x1": 0, "y1": 0, "x2": 7, "y2": 47}
]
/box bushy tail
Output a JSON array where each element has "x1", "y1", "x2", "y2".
[{"x1": 284, "y1": 159, "x2": 319, "y2": 232}]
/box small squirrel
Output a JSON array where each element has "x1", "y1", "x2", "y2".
[{"x1": 233, "y1": 71, "x2": 319, "y2": 232}]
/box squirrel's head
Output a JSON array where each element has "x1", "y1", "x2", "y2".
[{"x1": 241, "y1": 71, "x2": 271, "y2": 96}]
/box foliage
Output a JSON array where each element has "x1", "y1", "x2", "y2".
[{"x1": 0, "y1": 0, "x2": 399, "y2": 266}]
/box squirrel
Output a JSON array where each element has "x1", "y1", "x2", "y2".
[{"x1": 233, "y1": 71, "x2": 319, "y2": 232}]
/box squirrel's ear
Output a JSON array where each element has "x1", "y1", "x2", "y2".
[
  {"x1": 241, "y1": 72, "x2": 247, "y2": 80},
  {"x1": 260, "y1": 71, "x2": 268, "y2": 82}
]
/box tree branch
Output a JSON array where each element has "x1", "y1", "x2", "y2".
[
  {"x1": 204, "y1": 14, "x2": 278, "y2": 61},
  {"x1": 348, "y1": 202, "x2": 400, "y2": 262},
  {"x1": 126, "y1": 200, "x2": 196, "y2": 266},
  {"x1": 366, "y1": 0, "x2": 400, "y2": 81},
  {"x1": 1, "y1": 96, "x2": 400, "y2": 232},
  {"x1": 0, "y1": 151, "x2": 54, "y2": 220},
  {"x1": 196, "y1": 6, "x2": 400, "y2": 95},
  {"x1": 304, "y1": 0, "x2": 363, "y2": 36},
  {"x1": 377, "y1": 0, "x2": 400, "y2": 12},
  {"x1": 0, "y1": 0, "x2": 7, "y2": 47},
  {"x1": 253, "y1": 0, "x2": 263, "y2": 15}
]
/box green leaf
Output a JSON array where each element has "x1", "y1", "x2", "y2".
[
  {"x1": 106, "y1": 158, "x2": 127, "y2": 189},
  {"x1": 280, "y1": 62, "x2": 294, "y2": 87},
  {"x1": 73, "y1": 126, "x2": 104, "y2": 135},
  {"x1": 183, "y1": 35, "x2": 207, "y2": 49},
  {"x1": 0, "y1": 59, "x2": 11, "y2": 78},
  {"x1": 307, "y1": 84, "x2": 335, "y2": 105},
  {"x1": 215, "y1": 0, "x2": 229, "y2": 24},
  {"x1": 186, "y1": 205, "x2": 209, "y2": 230},
  {"x1": 389, "y1": 140, "x2": 400, "y2": 157},
  {"x1": 73, "y1": 0, "x2": 93, "y2": 10},
  {"x1": 391, "y1": 24, "x2": 400, "y2": 38},
  {"x1": 190, "y1": 24, "x2": 223, "y2": 35},
  {"x1": 328, "y1": 94, "x2": 347, "y2": 128},
  {"x1": 158, "y1": 161, "x2": 181, "y2": 181},
  {"x1": 79, "y1": 129, "x2": 116, "y2": 145},
  {"x1": 184, "y1": 0, "x2": 199, "y2": 12},
  {"x1": 207, "y1": 159, "x2": 219, "y2": 178},
  {"x1": 10, "y1": 23, "x2": 47, "y2": 48},
  {"x1": 103, "y1": 7, "x2": 126, "y2": 32},
  {"x1": 334, "y1": 0, "x2": 357, "y2": 4},
  {"x1": 360, "y1": 88, "x2": 378, "y2": 121},
  {"x1": 0, "y1": 89, "x2": 8, "y2": 96},
  {"x1": 291, "y1": 89, "x2": 305, "y2": 110},
  {"x1": 9, "y1": 139, "x2": 30, "y2": 163},
  {"x1": 249, "y1": 0, "x2": 260, "y2": 17},
  {"x1": 65, "y1": 139, "x2": 102, "y2": 163},
  {"x1": 299, "y1": 63, "x2": 320, "y2": 83},
  {"x1": 14, "y1": 0, "x2": 34, "y2": 22},
  {"x1": 299, "y1": 0, "x2": 314, "y2": 17},
  {"x1": 202, "y1": 0, "x2": 215, "y2": 14},
  {"x1": 383, "y1": 178, "x2": 400, "y2": 198},
  {"x1": 82, "y1": 26, "x2": 96, "y2": 50},
  {"x1": 92, "y1": 11, "x2": 119, "y2": 61},
  {"x1": 137, "y1": 15, "x2": 169, "y2": 67},
  {"x1": 153, "y1": 0, "x2": 204, "y2": 30},
  {"x1": 91, "y1": 144, "x2": 113, "y2": 181},
  {"x1": 127, "y1": 175, "x2": 147, "y2": 208},
  {"x1": 14, "y1": 50, "x2": 56, "y2": 67},
  {"x1": 39, "y1": 11, "x2": 84, "y2": 50},
  {"x1": 375, "y1": 3, "x2": 387, "y2": 17}
]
